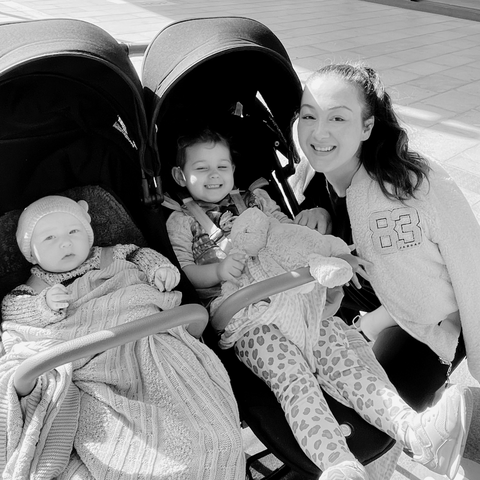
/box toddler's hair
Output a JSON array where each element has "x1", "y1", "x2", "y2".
[
  {"x1": 308, "y1": 63, "x2": 430, "y2": 200},
  {"x1": 176, "y1": 127, "x2": 235, "y2": 169}
]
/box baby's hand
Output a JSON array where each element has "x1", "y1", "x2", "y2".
[
  {"x1": 154, "y1": 267, "x2": 180, "y2": 292},
  {"x1": 294, "y1": 207, "x2": 332, "y2": 234},
  {"x1": 46, "y1": 284, "x2": 71, "y2": 311},
  {"x1": 217, "y1": 253, "x2": 247, "y2": 285}
]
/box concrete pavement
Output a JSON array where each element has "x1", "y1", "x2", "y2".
[{"x1": 1, "y1": 1, "x2": 479, "y2": 479}]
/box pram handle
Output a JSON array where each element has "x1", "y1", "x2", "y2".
[
  {"x1": 120, "y1": 41, "x2": 148, "y2": 56},
  {"x1": 13, "y1": 304, "x2": 209, "y2": 397},
  {"x1": 211, "y1": 267, "x2": 315, "y2": 333}
]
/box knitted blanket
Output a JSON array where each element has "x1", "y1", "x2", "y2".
[{"x1": 0, "y1": 259, "x2": 245, "y2": 479}]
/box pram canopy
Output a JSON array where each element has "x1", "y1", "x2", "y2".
[
  {"x1": 0, "y1": 18, "x2": 191, "y2": 304},
  {"x1": 142, "y1": 16, "x2": 303, "y2": 210},
  {"x1": 0, "y1": 18, "x2": 149, "y2": 216}
]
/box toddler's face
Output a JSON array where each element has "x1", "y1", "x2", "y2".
[
  {"x1": 181, "y1": 141, "x2": 235, "y2": 203},
  {"x1": 31, "y1": 212, "x2": 91, "y2": 272}
]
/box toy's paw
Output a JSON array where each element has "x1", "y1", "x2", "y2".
[{"x1": 308, "y1": 254, "x2": 352, "y2": 288}]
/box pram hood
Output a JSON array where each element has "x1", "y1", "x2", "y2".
[
  {"x1": 142, "y1": 16, "x2": 302, "y2": 187},
  {"x1": 142, "y1": 16, "x2": 301, "y2": 126},
  {"x1": 0, "y1": 18, "x2": 148, "y2": 215},
  {"x1": 139, "y1": 16, "x2": 307, "y2": 302}
]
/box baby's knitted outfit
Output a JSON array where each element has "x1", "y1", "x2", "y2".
[{"x1": 2, "y1": 245, "x2": 181, "y2": 329}]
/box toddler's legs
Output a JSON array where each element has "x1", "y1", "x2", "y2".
[
  {"x1": 313, "y1": 317, "x2": 470, "y2": 479},
  {"x1": 234, "y1": 324, "x2": 360, "y2": 473},
  {"x1": 312, "y1": 317, "x2": 404, "y2": 439}
]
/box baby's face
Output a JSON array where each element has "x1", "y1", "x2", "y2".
[
  {"x1": 182, "y1": 141, "x2": 235, "y2": 203},
  {"x1": 31, "y1": 212, "x2": 91, "y2": 272}
]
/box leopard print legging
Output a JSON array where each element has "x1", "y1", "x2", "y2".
[{"x1": 234, "y1": 320, "x2": 412, "y2": 470}]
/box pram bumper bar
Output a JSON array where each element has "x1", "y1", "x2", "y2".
[
  {"x1": 13, "y1": 304, "x2": 209, "y2": 397},
  {"x1": 211, "y1": 267, "x2": 314, "y2": 333}
]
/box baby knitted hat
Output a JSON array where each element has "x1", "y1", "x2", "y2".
[{"x1": 16, "y1": 195, "x2": 94, "y2": 263}]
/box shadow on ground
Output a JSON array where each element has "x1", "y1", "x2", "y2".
[{"x1": 360, "y1": 0, "x2": 480, "y2": 22}]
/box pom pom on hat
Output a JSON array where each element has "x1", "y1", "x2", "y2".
[{"x1": 16, "y1": 195, "x2": 94, "y2": 263}]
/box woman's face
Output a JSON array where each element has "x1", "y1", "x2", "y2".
[{"x1": 297, "y1": 75, "x2": 374, "y2": 183}]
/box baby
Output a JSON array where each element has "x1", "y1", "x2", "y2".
[
  {"x1": 9, "y1": 195, "x2": 182, "y2": 324},
  {"x1": 0, "y1": 195, "x2": 245, "y2": 480}
]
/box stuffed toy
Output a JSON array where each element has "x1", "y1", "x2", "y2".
[
  {"x1": 228, "y1": 207, "x2": 353, "y2": 290},
  {"x1": 215, "y1": 207, "x2": 356, "y2": 363}
]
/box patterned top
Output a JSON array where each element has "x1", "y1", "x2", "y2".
[{"x1": 166, "y1": 188, "x2": 291, "y2": 300}]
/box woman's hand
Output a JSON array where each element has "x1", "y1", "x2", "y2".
[
  {"x1": 337, "y1": 252, "x2": 372, "y2": 289},
  {"x1": 294, "y1": 207, "x2": 332, "y2": 234},
  {"x1": 355, "y1": 306, "x2": 398, "y2": 341}
]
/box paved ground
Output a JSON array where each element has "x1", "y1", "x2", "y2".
[
  {"x1": 363, "y1": 0, "x2": 480, "y2": 22},
  {"x1": 1, "y1": 0, "x2": 479, "y2": 479}
]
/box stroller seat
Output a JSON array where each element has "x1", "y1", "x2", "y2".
[
  {"x1": 0, "y1": 186, "x2": 146, "y2": 301},
  {"x1": 0, "y1": 19, "x2": 244, "y2": 479},
  {"x1": 141, "y1": 16, "x2": 398, "y2": 479},
  {"x1": 0, "y1": 184, "x2": 209, "y2": 396}
]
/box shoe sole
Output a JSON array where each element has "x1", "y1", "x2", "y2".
[
  {"x1": 424, "y1": 385, "x2": 473, "y2": 479},
  {"x1": 447, "y1": 386, "x2": 473, "y2": 479}
]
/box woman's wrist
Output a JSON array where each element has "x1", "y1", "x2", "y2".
[{"x1": 351, "y1": 314, "x2": 373, "y2": 341}]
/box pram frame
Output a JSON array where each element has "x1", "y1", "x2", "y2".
[{"x1": 1, "y1": 16, "x2": 399, "y2": 480}]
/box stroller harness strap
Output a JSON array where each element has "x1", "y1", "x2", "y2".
[{"x1": 182, "y1": 188, "x2": 247, "y2": 255}]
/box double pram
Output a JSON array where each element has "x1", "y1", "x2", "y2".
[{"x1": 0, "y1": 15, "x2": 450, "y2": 480}]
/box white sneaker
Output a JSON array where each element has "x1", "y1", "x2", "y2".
[
  {"x1": 320, "y1": 460, "x2": 369, "y2": 479},
  {"x1": 408, "y1": 384, "x2": 472, "y2": 479}
]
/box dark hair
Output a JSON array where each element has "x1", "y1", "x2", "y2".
[
  {"x1": 176, "y1": 127, "x2": 235, "y2": 169},
  {"x1": 308, "y1": 63, "x2": 430, "y2": 200}
]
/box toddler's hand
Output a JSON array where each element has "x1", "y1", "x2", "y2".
[
  {"x1": 46, "y1": 284, "x2": 71, "y2": 311},
  {"x1": 217, "y1": 253, "x2": 247, "y2": 285},
  {"x1": 154, "y1": 267, "x2": 180, "y2": 292},
  {"x1": 294, "y1": 207, "x2": 332, "y2": 234}
]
